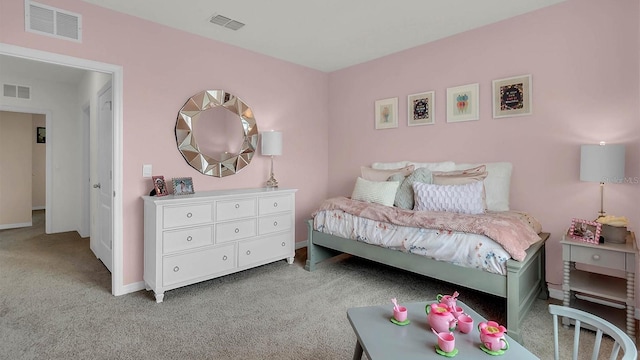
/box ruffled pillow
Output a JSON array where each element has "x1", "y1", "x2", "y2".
[{"x1": 413, "y1": 181, "x2": 485, "y2": 214}]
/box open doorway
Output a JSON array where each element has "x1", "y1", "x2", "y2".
[{"x1": 0, "y1": 43, "x2": 124, "y2": 296}]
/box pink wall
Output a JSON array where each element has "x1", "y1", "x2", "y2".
[
  {"x1": 327, "y1": 0, "x2": 640, "y2": 290},
  {"x1": 0, "y1": 0, "x2": 329, "y2": 285}
]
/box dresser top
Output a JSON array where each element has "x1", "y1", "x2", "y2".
[{"x1": 142, "y1": 187, "x2": 297, "y2": 204}]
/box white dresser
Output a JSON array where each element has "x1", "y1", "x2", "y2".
[{"x1": 142, "y1": 188, "x2": 297, "y2": 303}]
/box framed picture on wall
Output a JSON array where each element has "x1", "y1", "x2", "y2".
[
  {"x1": 152, "y1": 175, "x2": 169, "y2": 197},
  {"x1": 36, "y1": 127, "x2": 46, "y2": 143},
  {"x1": 172, "y1": 177, "x2": 194, "y2": 195},
  {"x1": 374, "y1": 97, "x2": 398, "y2": 129},
  {"x1": 446, "y1": 83, "x2": 479, "y2": 123},
  {"x1": 492, "y1": 74, "x2": 532, "y2": 118},
  {"x1": 568, "y1": 218, "x2": 602, "y2": 244},
  {"x1": 407, "y1": 91, "x2": 435, "y2": 126}
]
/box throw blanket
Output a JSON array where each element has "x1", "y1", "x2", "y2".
[{"x1": 313, "y1": 197, "x2": 543, "y2": 261}]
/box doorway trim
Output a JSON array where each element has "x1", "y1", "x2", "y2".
[{"x1": 0, "y1": 43, "x2": 125, "y2": 296}]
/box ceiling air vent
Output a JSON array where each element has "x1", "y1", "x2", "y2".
[
  {"x1": 3, "y1": 84, "x2": 31, "y2": 100},
  {"x1": 209, "y1": 14, "x2": 245, "y2": 31},
  {"x1": 25, "y1": 1, "x2": 82, "y2": 42}
]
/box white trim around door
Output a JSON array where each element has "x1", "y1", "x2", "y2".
[{"x1": 0, "y1": 43, "x2": 125, "y2": 296}]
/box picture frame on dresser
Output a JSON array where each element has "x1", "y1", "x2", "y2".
[
  {"x1": 407, "y1": 91, "x2": 435, "y2": 126},
  {"x1": 446, "y1": 83, "x2": 479, "y2": 123},
  {"x1": 152, "y1": 175, "x2": 169, "y2": 197},
  {"x1": 374, "y1": 97, "x2": 398, "y2": 129},
  {"x1": 172, "y1": 177, "x2": 194, "y2": 195},
  {"x1": 492, "y1": 74, "x2": 532, "y2": 118},
  {"x1": 569, "y1": 218, "x2": 602, "y2": 244}
]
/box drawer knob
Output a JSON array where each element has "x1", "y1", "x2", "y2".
[
  {"x1": 281, "y1": 241, "x2": 286, "y2": 247},
  {"x1": 235, "y1": 203, "x2": 240, "y2": 209},
  {"x1": 173, "y1": 266, "x2": 180, "y2": 272},
  {"x1": 246, "y1": 250, "x2": 251, "y2": 256},
  {"x1": 592, "y1": 254, "x2": 600, "y2": 261},
  {"x1": 186, "y1": 236, "x2": 192, "y2": 242},
  {"x1": 273, "y1": 221, "x2": 278, "y2": 227},
  {"x1": 186, "y1": 212, "x2": 193, "y2": 218},
  {"x1": 235, "y1": 228, "x2": 240, "y2": 233},
  {"x1": 222, "y1": 255, "x2": 228, "y2": 261},
  {"x1": 273, "y1": 202, "x2": 278, "y2": 207}
]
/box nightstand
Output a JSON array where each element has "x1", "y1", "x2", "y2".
[{"x1": 561, "y1": 232, "x2": 637, "y2": 342}]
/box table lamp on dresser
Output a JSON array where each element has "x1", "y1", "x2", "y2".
[{"x1": 261, "y1": 130, "x2": 282, "y2": 188}]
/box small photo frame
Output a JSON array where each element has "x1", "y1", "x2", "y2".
[
  {"x1": 374, "y1": 97, "x2": 398, "y2": 129},
  {"x1": 407, "y1": 91, "x2": 435, "y2": 126},
  {"x1": 446, "y1": 83, "x2": 479, "y2": 123},
  {"x1": 569, "y1": 218, "x2": 602, "y2": 244},
  {"x1": 152, "y1": 175, "x2": 169, "y2": 197},
  {"x1": 172, "y1": 177, "x2": 194, "y2": 195},
  {"x1": 492, "y1": 74, "x2": 532, "y2": 118},
  {"x1": 36, "y1": 127, "x2": 46, "y2": 143}
]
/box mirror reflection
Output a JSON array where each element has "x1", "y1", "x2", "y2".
[{"x1": 175, "y1": 90, "x2": 258, "y2": 177}]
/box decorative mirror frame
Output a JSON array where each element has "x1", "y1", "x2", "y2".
[{"x1": 175, "y1": 90, "x2": 258, "y2": 177}]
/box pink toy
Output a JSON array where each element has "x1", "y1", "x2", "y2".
[
  {"x1": 436, "y1": 291, "x2": 459, "y2": 309},
  {"x1": 393, "y1": 306, "x2": 407, "y2": 322},
  {"x1": 457, "y1": 313, "x2": 474, "y2": 334},
  {"x1": 478, "y1": 321, "x2": 509, "y2": 352},
  {"x1": 432, "y1": 329, "x2": 455, "y2": 353},
  {"x1": 425, "y1": 303, "x2": 457, "y2": 333}
]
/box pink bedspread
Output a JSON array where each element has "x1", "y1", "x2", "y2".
[{"x1": 313, "y1": 197, "x2": 543, "y2": 261}]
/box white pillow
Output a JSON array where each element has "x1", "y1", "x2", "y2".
[
  {"x1": 360, "y1": 165, "x2": 414, "y2": 181},
  {"x1": 409, "y1": 161, "x2": 456, "y2": 172},
  {"x1": 351, "y1": 177, "x2": 400, "y2": 207},
  {"x1": 370, "y1": 161, "x2": 410, "y2": 170},
  {"x1": 413, "y1": 181, "x2": 485, "y2": 214},
  {"x1": 454, "y1": 162, "x2": 512, "y2": 211},
  {"x1": 372, "y1": 160, "x2": 455, "y2": 172}
]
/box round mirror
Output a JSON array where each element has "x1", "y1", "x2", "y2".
[{"x1": 175, "y1": 90, "x2": 258, "y2": 177}]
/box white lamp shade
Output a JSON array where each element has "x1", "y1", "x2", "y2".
[
  {"x1": 580, "y1": 144, "x2": 625, "y2": 183},
  {"x1": 261, "y1": 131, "x2": 282, "y2": 156}
]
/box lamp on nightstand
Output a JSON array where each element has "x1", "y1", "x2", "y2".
[
  {"x1": 261, "y1": 130, "x2": 282, "y2": 188},
  {"x1": 580, "y1": 142, "x2": 625, "y2": 218}
]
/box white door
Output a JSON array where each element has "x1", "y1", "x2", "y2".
[{"x1": 92, "y1": 84, "x2": 113, "y2": 272}]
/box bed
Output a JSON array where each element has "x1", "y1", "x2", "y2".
[{"x1": 304, "y1": 161, "x2": 549, "y2": 344}]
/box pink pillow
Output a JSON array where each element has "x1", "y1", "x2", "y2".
[{"x1": 360, "y1": 165, "x2": 415, "y2": 182}]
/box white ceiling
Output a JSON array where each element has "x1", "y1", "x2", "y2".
[{"x1": 81, "y1": 0, "x2": 567, "y2": 72}]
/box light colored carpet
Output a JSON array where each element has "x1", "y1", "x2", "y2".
[{"x1": 0, "y1": 211, "x2": 625, "y2": 359}]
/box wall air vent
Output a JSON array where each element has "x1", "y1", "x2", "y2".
[
  {"x1": 3, "y1": 84, "x2": 31, "y2": 100},
  {"x1": 209, "y1": 14, "x2": 245, "y2": 31},
  {"x1": 25, "y1": 1, "x2": 82, "y2": 42}
]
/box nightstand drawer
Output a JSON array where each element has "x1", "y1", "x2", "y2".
[{"x1": 570, "y1": 246, "x2": 626, "y2": 271}]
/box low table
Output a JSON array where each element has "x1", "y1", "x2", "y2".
[{"x1": 347, "y1": 300, "x2": 538, "y2": 359}]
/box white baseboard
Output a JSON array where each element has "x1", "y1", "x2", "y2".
[
  {"x1": 548, "y1": 288, "x2": 640, "y2": 320},
  {"x1": 118, "y1": 280, "x2": 146, "y2": 296},
  {"x1": 32, "y1": 206, "x2": 45, "y2": 210},
  {"x1": 295, "y1": 240, "x2": 308, "y2": 250},
  {"x1": 0, "y1": 221, "x2": 32, "y2": 230}
]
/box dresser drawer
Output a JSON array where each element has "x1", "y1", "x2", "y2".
[
  {"x1": 216, "y1": 219, "x2": 257, "y2": 243},
  {"x1": 258, "y1": 213, "x2": 292, "y2": 235},
  {"x1": 570, "y1": 245, "x2": 626, "y2": 271},
  {"x1": 216, "y1": 198, "x2": 256, "y2": 221},
  {"x1": 238, "y1": 233, "x2": 292, "y2": 268},
  {"x1": 163, "y1": 204, "x2": 213, "y2": 229},
  {"x1": 259, "y1": 195, "x2": 292, "y2": 215},
  {"x1": 163, "y1": 244, "x2": 236, "y2": 286},
  {"x1": 163, "y1": 226, "x2": 213, "y2": 254}
]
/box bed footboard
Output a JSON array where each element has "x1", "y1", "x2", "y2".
[{"x1": 305, "y1": 219, "x2": 549, "y2": 344}]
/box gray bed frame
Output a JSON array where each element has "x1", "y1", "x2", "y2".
[{"x1": 304, "y1": 219, "x2": 549, "y2": 344}]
